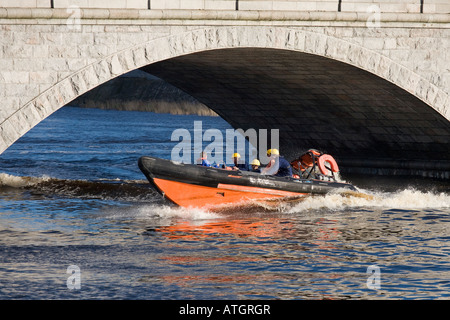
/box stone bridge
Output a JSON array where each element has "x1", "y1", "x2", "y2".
[{"x1": 0, "y1": 1, "x2": 449, "y2": 178}]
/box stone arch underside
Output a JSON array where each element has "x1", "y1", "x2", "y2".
[
  {"x1": 1, "y1": 26, "x2": 449, "y2": 177},
  {"x1": 141, "y1": 48, "x2": 450, "y2": 177}
]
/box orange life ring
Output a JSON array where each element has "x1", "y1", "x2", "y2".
[{"x1": 318, "y1": 154, "x2": 339, "y2": 175}]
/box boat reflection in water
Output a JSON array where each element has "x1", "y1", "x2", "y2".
[
  {"x1": 138, "y1": 152, "x2": 358, "y2": 210},
  {"x1": 141, "y1": 209, "x2": 344, "y2": 293}
]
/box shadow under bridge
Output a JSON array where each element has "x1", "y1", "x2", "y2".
[{"x1": 141, "y1": 48, "x2": 450, "y2": 179}]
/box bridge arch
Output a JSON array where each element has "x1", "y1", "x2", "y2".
[{"x1": 1, "y1": 25, "x2": 449, "y2": 176}]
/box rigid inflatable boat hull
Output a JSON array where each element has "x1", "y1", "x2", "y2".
[{"x1": 138, "y1": 156, "x2": 356, "y2": 209}]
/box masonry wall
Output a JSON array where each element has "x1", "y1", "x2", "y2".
[
  {"x1": 1, "y1": 9, "x2": 448, "y2": 124},
  {"x1": 1, "y1": 0, "x2": 450, "y2": 13},
  {"x1": 0, "y1": 8, "x2": 449, "y2": 177}
]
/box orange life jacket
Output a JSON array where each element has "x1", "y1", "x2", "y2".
[{"x1": 290, "y1": 149, "x2": 322, "y2": 172}]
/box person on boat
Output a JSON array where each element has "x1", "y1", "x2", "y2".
[
  {"x1": 197, "y1": 151, "x2": 212, "y2": 167},
  {"x1": 261, "y1": 149, "x2": 293, "y2": 177},
  {"x1": 250, "y1": 159, "x2": 261, "y2": 173},
  {"x1": 232, "y1": 153, "x2": 249, "y2": 171}
]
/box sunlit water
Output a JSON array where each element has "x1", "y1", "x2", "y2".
[{"x1": 0, "y1": 107, "x2": 449, "y2": 299}]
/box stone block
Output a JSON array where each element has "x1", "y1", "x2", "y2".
[
  {"x1": 3, "y1": 45, "x2": 33, "y2": 59},
  {"x1": 403, "y1": 71, "x2": 421, "y2": 95},
  {"x1": 0, "y1": 117, "x2": 19, "y2": 150},
  {"x1": 432, "y1": 89, "x2": 448, "y2": 115},
  {"x1": 205, "y1": 0, "x2": 235, "y2": 10},
  {"x1": 67, "y1": 58, "x2": 88, "y2": 72},
  {"x1": 29, "y1": 71, "x2": 57, "y2": 84},
  {"x1": 363, "y1": 37, "x2": 385, "y2": 50},
  {"x1": 57, "y1": 78, "x2": 77, "y2": 106},
  {"x1": 117, "y1": 32, "x2": 148, "y2": 47},
  {"x1": 304, "y1": 32, "x2": 327, "y2": 56},
  {"x1": 205, "y1": 28, "x2": 220, "y2": 50},
  {"x1": 109, "y1": 54, "x2": 123, "y2": 76},
  {"x1": 132, "y1": 46, "x2": 147, "y2": 68},
  {"x1": 93, "y1": 32, "x2": 118, "y2": 45},
  {"x1": 150, "y1": 0, "x2": 180, "y2": 9},
  {"x1": 0, "y1": 71, "x2": 29, "y2": 84},
  {"x1": 53, "y1": 0, "x2": 89, "y2": 8},
  {"x1": 384, "y1": 37, "x2": 397, "y2": 50},
  {"x1": 239, "y1": 1, "x2": 273, "y2": 11},
  {"x1": 81, "y1": 65, "x2": 101, "y2": 90},
  {"x1": 69, "y1": 72, "x2": 87, "y2": 96}
]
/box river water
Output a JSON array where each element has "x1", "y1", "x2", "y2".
[{"x1": 0, "y1": 106, "x2": 449, "y2": 300}]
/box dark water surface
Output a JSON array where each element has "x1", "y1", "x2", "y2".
[{"x1": 0, "y1": 107, "x2": 449, "y2": 299}]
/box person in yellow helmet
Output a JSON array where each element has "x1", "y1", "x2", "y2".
[
  {"x1": 232, "y1": 152, "x2": 250, "y2": 171},
  {"x1": 250, "y1": 159, "x2": 261, "y2": 173},
  {"x1": 261, "y1": 148, "x2": 292, "y2": 177}
]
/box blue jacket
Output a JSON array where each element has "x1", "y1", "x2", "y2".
[
  {"x1": 274, "y1": 156, "x2": 292, "y2": 177},
  {"x1": 235, "y1": 162, "x2": 250, "y2": 171},
  {"x1": 199, "y1": 159, "x2": 211, "y2": 167}
]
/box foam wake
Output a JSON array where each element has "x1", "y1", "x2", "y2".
[
  {"x1": 0, "y1": 172, "x2": 158, "y2": 202},
  {"x1": 287, "y1": 188, "x2": 450, "y2": 213},
  {"x1": 2, "y1": 173, "x2": 448, "y2": 213},
  {"x1": 103, "y1": 203, "x2": 223, "y2": 222}
]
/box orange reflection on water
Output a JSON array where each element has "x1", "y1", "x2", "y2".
[
  {"x1": 155, "y1": 217, "x2": 295, "y2": 241},
  {"x1": 314, "y1": 218, "x2": 341, "y2": 249},
  {"x1": 150, "y1": 209, "x2": 346, "y2": 288},
  {"x1": 156, "y1": 273, "x2": 264, "y2": 287},
  {"x1": 161, "y1": 254, "x2": 261, "y2": 264}
]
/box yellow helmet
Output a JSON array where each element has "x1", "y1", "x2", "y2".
[
  {"x1": 250, "y1": 159, "x2": 260, "y2": 166},
  {"x1": 232, "y1": 153, "x2": 241, "y2": 158},
  {"x1": 267, "y1": 148, "x2": 279, "y2": 156}
]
